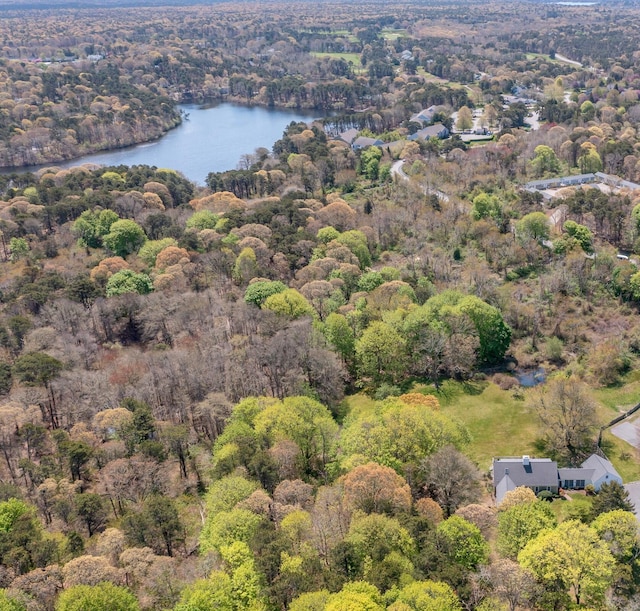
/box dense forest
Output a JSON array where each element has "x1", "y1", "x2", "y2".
[{"x1": 2, "y1": 1, "x2": 640, "y2": 610}]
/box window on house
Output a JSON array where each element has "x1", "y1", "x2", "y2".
[{"x1": 576, "y1": 480, "x2": 585, "y2": 488}]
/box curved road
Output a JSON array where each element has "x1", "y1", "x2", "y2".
[{"x1": 391, "y1": 159, "x2": 449, "y2": 202}]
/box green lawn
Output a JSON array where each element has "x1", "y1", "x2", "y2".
[
  {"x1": 341, "y1": 376, "x2": 640, "y2": 481},
  {"x1": 309, "y1": 52, "x2": 364, "y2": 72},
  {"x1": 381, "y1": 28, "x2": 407, "y2": 41},
  {"x1": 594, "y1": 370, "x2": 640, "y2": 412},
  {"x1": 525, "y1": 52, "x2": 556, "y2": 62},
  {"x1": 550, "y1": 492, "x2": 592, "y2": 522},
  {"x1": 434, "y1": 381, "x2": 539, "y2": 471}
]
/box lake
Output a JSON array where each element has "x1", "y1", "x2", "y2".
[{"x1": 18, "y1": 102, "x2": 326, "y2": 186}]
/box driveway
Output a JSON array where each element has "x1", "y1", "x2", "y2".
[
  {"x1": 624, "y1": 481, "x2": 640, "y2": 519},
  {"x1": 391, "y1": 160, "x2": 449, "y2": 202},
  {"x1": 611, "y1": 418, "x2": 640, "y2": 448},
  {"x1": 610, "y1": 414, "x2": 640, "y2": 518}
]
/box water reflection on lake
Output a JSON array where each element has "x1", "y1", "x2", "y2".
[{"x1": 14, "y1": 102, "x2": 327, "y2": 186}]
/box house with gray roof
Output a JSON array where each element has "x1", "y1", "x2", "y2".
[
  {"x1": 580, "y1": 453, "x2": 622, "y2": 490},
  {"x1": 352, "y1": 136, "x2": 383, "y2": 150},
  {"x1": 410, "y1": 105, "x2": 438, "y2": 125},
  {"x1": 408, "y1": 123, "x2": 450, "y2": 141},
  {"x1": 493, "y1": 456, "x2": 559, "y2": 504},
  {"x1": 339, "y1": 128, "x2": 359, "y2": 146},
  {"x1": 492, "y1": 453, "x2": 622, "y2": 504}
]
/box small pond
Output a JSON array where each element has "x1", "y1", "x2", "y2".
[{"x1": 514, "y1": 367, "x2": 547, "y2": 387}]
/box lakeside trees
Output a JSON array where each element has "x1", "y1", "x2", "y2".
[{"x1": 3, "y1": 0, "x2": 640, "y2": 609}]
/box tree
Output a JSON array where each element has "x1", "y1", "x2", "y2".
[
  {"x1": 530, "y1": 145, "x2": 561, "y2": 177},
  {"x1": 516, "y1": 212, "x2": 550, "y2": 243},
  {"x1": 456, "y1": 106, "x2": 473, "y2": 132},
  {"x1": 355, "y1": 321, "x2": 406, "y2": 385},
  {"x1": 456, "y1": 295, "x2": 511, "y2": 364},
  {"x1": 253, "y1": 396, "x2": 338, "y2": 477},
  {"x1": 173, "y1": 573, "x2": 234, "y2": 611},
  {"x1": 497, "y1": 486, "x2": 536, "y2": 511},
  {"x1": 66, "y1": 275, "x2": 100, "y2": 308},
  {"x1": 205, "y1": 475, "x2": 259, "y2": 517},
  {"x1": 199, "y1": 508, "x2": 262, "y2": 555},
  {"x1": 518, "y1": 520, "x2": 615, "y2": 606},
  {"x1": 186, "y1": 210, "x2": 219, "y2": 230},
  {"x1": 74, "y1": 493, "x2": 107, "y2": 537},
  {"x1": 527, "y1": 376, "x2": 597, "y2": 461},
  {"x1": 342, "y1": 462, "x2": 412, "y2": 515},
  {"x1": 105, "y1": 269, "x2": 153, "y2": 297},
  {"x1": 471, "y1": 193, "x2": 501, "y2": 222},
  {"x1": 324, "y1": 313, "x2": 355, "y2": 364},
  {"x1": 339, "y1": 398, "x2": 469, "y2": 475},
  {"x1": 590, "y1": 481, "x2": 635, "y2": 519},
  {"x1": 391, "y1": 580, "x2": 462, "y2": 611},
  {"x1": 72, "y1": 209, "x2": 119, "y2": 249},
  {"x1": 12, "y1": 352, "x2": 63, "y2": 427},
  {"x1": 122, "y1": 495, "x2": 184, "y2": 556},
  {"x1": 579, "y1": 142, "x2": 603, "y2": 173},
  {"x1": 325, "y1": 582, "x2": 384, "y2": 611},
  {"x1": 262, "y1": 289, "x2": 315, "y2": 319},
  {"x1": 345, "y1": 513, "x2": 416, "y2": 572},
  {"x1": 480, "y1": 559, "x2": 536, "y2": 611},
  {"x1": 0, "y1": 590, "x2": 27, "y2": 611},
  {"x1": 244, "y1": 280, "x2": 287, "y2": 306},
  {"x1": 9, "y1": 238, "x2": 29, "y2": 262},
  {"x1": 563, "y1": 220, "x2": 593, "y2": 253},
  {"x1": 137, "y1": 237, "x2": 178, "y2": 267},
  {"x1": 436, "y1": 515, "x2": 489, "y2": 570},
  {"x1": 55, "y1": 583, "x2": 139, "y2": 611},
  {"x1": 497, "y1": 500, "x2": 556, "y2": 558},
  {"x1": 103, "y1": 219, "x2": 147, "y2": 257},
  {"x1": 289, "y1": 590, "x2": 330, "y2": 611},
  {"x1": 591, "y1": 509, "x2": 639, "y2": 561},
  {"x1": 233, "y1": 247, "x2": 259, "y2": 284},
  {"x1": 12, "y1": 352, "x2": 62, "y2": 387},
  {"x1": 0, "y1": 498, "x2": 33, "y2": 532},
  {"x1": 360, "y1": 146, "x2": 382, "y2": 180},
  {"x1": 420, "y1": 446, "x2": 482, "y2": 516}
]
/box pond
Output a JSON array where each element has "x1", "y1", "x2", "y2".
[
  {"x1": 9, "y1": 102, "x2": 327, "y2": 186},
  {"x1": 515, "y1": 367, "x2": 547, "y2": 387}
]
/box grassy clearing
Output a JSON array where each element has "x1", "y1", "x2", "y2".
[
  {"x1": 594, "y1": 370, "x2": 640, "y2": 412},
  {"x1": 415, "y1": 68, "x2": 467, "y2": 89},
  {"x1": 381, "y1": 28, "x2": 407, "y2": 41},
  {"x1": 525, "y1": 52, "x2": 557, "y2": 63},
  {"x1": 550, "y1": 492, "x2": 592, "y2": 522},
  {"x1": 434, "y1": 381, "x2": 539, "y2": 471},
  {"x1": 309, "y1": 52, "x2": 364, "y2": 72},
  {"x1": 341, "y1": 375, "x2": 640, "y2": 481}
]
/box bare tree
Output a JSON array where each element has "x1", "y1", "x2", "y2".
[
  {"x1": 420, "y1": 445, "x2": 482, "y2": 516},
  {"x1": 527, "y1": 376, "x2": 597, "y2": 462}
]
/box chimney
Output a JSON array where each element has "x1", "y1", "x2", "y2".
[{"x1": 522, "y1": 455, "x2": 530, "y2": 467}]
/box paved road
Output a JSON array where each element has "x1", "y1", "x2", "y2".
[
  {"x1": 391, "y1": 160, "x2": 449, "y2": 202},
  {"x1": 555, "y1": 53, "x2": 583, "y2": 68},
  {"x1": 624, "y1": 481, "x2": 640, "y2": 518},
  {"x1": 610, "y1": 414, "x2": 640, "y2": 518}
]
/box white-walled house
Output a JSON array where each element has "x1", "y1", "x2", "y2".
[{"x1": 493, "y1": 453, "x2": 622, "y2": 505}]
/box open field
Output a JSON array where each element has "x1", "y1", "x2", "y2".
[
  {"x1": 381, "y1": 28, "x2": 408, "y2": 41},
  {"x1": 343, "y1": 376, "x2": 640, "y2": 481},
  {"x1": 310, "y1": 51, "x2": 364, "y2": 72}
]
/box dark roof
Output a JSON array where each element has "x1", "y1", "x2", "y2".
[
  {"x1": 352, "y1": 136, "x2": 383, "y2": 149},
  {"x1": 493, "y1": 457, "x2": 559, "y2": 490},
  {"x1": 409, "y1": 123, "x2": 449, "y2": 141},
  {"x1": 339, "y1": 128, "x2": 359, "y2": 144},
  {"x1": 558, "y1": 467, "x2": 594, "y2": 481}
]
